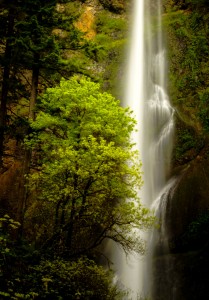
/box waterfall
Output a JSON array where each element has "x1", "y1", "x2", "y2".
[{"x1": 120, "y1": 0, "x2": 175, "y2": 298}]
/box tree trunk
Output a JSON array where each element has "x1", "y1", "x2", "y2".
[
  {"x1": 29, "y1": 56, "x2": 39, "y2": 121},
  {"x1": 18, "y1": 56, "x2": 39, "y2": 235},
  {"x1": 0, "y1": 8, "x2": 14, "y2": 168}
]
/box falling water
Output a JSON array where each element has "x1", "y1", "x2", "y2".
[{"x1": 121, "y1": 0, "x2": 175, "y2": 298}]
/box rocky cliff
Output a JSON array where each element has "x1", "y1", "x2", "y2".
[{"x1": 152, "y1": 1, "x2": 209, "y2": 299}]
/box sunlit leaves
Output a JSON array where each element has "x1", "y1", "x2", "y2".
[{"x1": 27, "y1": 76, "x2": 153, "y2": 255}]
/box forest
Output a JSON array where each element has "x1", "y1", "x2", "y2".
[
  {"x1": 1, "y1": 0, "x2": 209, "y2": 299},
  {"x1": 0, "y1": 0, "x2": 153, "y2": 299}
]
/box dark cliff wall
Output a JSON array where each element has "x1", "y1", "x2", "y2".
[
  {"x1": 153, "y1": 156, "x2": 209, "y2": 299},
  {"x1": 152, "y1": 1, "x2": 209, "y2": 299}
]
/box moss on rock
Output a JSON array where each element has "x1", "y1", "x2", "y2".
[{"x1": 98, "y1": 0, "x2": 126, "y2": 13}]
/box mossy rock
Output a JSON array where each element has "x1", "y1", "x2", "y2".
[
  {"x1": 173, "y1": 115, "x2": 205, "y2": 166},
  {"x1": 98, "y1": 0, "x2": 125, "y2": 13}
]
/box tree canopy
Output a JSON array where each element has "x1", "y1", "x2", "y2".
[
  {"x1": 26, "y1": 76, "x2": 153, "y2": 257},
  {"x1": 0, "y1": 77, "x2": 153, "y2": 299}
]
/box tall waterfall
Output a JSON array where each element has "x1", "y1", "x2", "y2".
[{"x1": 121, "y1": 0, "x2": 175, "y2": 298}]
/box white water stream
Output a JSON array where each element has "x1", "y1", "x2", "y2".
[{"x1": 119, "y1": 0, "x2": 175, "y2": 298}]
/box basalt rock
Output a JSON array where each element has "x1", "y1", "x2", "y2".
[{"x1": 153, "y1": 153, "x2": 209, "y2": 299}]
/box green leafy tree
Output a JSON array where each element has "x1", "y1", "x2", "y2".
[{"x1": 27, "y1": 76, "x2": 153, "y2": 257}]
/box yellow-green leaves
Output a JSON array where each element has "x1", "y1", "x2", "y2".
[{"x1": 27, "y1": 76, "x2": 153, "y2": 255}]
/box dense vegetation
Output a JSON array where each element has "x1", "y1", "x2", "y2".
[
  {"x1": 0, "y1": 0, "x2": 154, "y2": 299},
  {"x1": 160, "y1": 0, "x2": 209, "y2": 257},
  {"x1": 163, "y1": 0, "x2": 209, "y2": 164}
]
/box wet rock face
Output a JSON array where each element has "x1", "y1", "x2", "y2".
[
  {"x1": 166, "y1": 158, "x2": 209, "y2": 253},
  {"x1": 152, "y1": 248, "x2": 209, "y2": 300},
  {"x1": 152, "y1": 156, "x2": 209, "y2": 299}
]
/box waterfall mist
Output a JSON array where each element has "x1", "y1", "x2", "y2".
[{"x1": 117, "y1": 0, "x2": 175, "y2": 298}]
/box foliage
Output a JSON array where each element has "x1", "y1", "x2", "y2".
[
  {"x1": 6, "y1": 0, "x2": 83, "y2": 71},
  {"x1": 186, "y1": 0, "x2": 209, "y2": 10},
  {"x1": 174, "y1": 126, "x2": 204, "y2": 163},
  {"x1": 96, "y1": 10, "x2": 127, "y2": 38},
  {"x1": 163, "y1": 3, "x2": 209, "y2": 162},
  {"x1": 0, "y1": 216, "x2": 125, "y2": 299},
  {"x1": 26, "y1": 76, "x2": 153, "y2": 256},
  {"x1": 198, "y1": 88, "x2": 209, "y2": 132},
  {"x1": 172, "y1": 210, "x2": 209, "y2": 252},
  {"x1": 82, "y1": 9, "x2": 128, "y2": 94},
  {"x1": 0, "y1": 214, "x2": 20, "y2": 256},
  {"x1": 0, "y1": 0, "x2": 85, "y2": 147},
  {"x1": 28, "y1": 257, "x2": 124, "y2": 299},
  {"x1": 0, "y1": 215, "x2": 23, "y2": 298}
]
